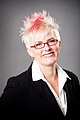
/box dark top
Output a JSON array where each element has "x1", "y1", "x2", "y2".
[{"x1": 0, "y1": 63, "x2": 80, "y2": 120}]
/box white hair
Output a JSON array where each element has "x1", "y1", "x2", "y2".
[{"x1": 20, "y1": 10, "x2": 61, "y2": 48}]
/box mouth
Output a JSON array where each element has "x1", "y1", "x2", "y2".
[{"x1": 42, "y1": 52, "x2": 55, "y2": 58}]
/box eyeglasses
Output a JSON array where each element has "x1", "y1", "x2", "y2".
[{"x1": 30, "y1": 38, "x2": 59, "y2": 49}]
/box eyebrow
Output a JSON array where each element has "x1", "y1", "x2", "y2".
[{"x1": 34, "y1": 37, "x2": 55, "y2": 43}]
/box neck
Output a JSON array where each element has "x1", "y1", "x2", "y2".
[
  {"x1": 38, "y1": 62, "x2": 59, "y2": 96},
  {"x1": 38, "y1": 63, "x2": 58, "y2": 81}
]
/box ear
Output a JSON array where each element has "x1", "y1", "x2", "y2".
[{"x1": 27, "y1": 48, "x2": 34, "y2": 58}]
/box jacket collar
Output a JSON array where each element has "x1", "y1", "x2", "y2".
[{"x1": 32, "y1": 60, "x2": 71, "y2": 93}]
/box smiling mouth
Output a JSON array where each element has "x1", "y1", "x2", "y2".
[{"x1": 43, "y1": 52, "x2": 55, "y2": 57}]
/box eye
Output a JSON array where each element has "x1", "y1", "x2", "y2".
[
  {"x1": 35, "y1": 43, "x2": 42, "y2": 47},
  {"x1": 49, "y1": 38, "x2": 56, "y2": 43},
  {"x1": 35, "y1": 41, "x2": 43, "y2": 47}
]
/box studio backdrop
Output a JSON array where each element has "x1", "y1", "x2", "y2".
[{"x1": 0, "y1": 0, "x2": 80, "y2": 96}]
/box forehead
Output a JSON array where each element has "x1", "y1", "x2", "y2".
[
  {"x1": 43, "y1": 32, "x2": 56, "y2": 40},
  {"x1": 34, "y1": 30, "x2": 58, "y2": 42}
]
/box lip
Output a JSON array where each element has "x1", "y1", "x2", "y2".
[{"x1": 42, "y1": 52, "x2": 55, "y2": 57}]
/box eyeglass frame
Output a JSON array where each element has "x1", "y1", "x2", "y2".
[{"x1": 30, "y1": 37, "x2": 59, "y2": 49}]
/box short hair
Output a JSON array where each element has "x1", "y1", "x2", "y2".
[{"x1": 20, "y1": 10, "x2": 61, "y2": 48}]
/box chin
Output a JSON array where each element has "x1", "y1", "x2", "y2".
[{"x1": 43, "y1": 60, "x2": 57, "y2": 66}]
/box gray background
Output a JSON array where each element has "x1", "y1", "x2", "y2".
[{"x1": 0, "y1": 0, "x2": 80, "y2": 96}]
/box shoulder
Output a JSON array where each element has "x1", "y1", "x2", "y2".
[
  {"x1": 5, "y1": 64, "x2": 32, "y2": 89},
  {"x1": 63, "y1": 69, "x2": 80, "y2": 86},
  {"x1": 15, "y1": 63, "x2": 32, "y2": 79},
  {"x1": 64, "y1": 69, "x2": 78, "y2": 79}
]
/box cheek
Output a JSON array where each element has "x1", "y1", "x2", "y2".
[
  {"x1": 32, "y1": 50, "x2": 42, "y2": 59},
  {"x1": 57, "y1": 47, "x2": 61, "y2": 56},
  {"x1": 54, "y1": 46, "x2": 60, "y2": 56}
]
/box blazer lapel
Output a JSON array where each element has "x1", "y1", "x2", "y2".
[
  {"x1": 27, "y1": 64, "x2": 64, "y2": 115},
  {"x1": 31, "y1": 79, "x2": 63, "y2": 114}
]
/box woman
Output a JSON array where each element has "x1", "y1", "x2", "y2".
[{"x1": 0, "y1": 10, "x2": 80, "y2": 120}]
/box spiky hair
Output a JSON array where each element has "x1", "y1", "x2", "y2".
[{"x1": 20, "y1": 10, "x2": 60, "y2": 48}]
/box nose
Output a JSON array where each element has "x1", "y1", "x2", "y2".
[{"x1": 44, "y1": 43, "x2": 50, "y2": 50}]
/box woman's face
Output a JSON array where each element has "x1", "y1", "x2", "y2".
[{"x1": 27, "y1": 32, "x2": 61, "y2": 67}]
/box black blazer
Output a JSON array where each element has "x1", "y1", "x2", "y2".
[{"x1": 0, "y1": 64, "x2": 80, "y2": 120}]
